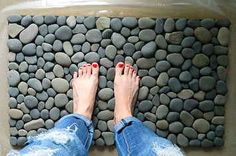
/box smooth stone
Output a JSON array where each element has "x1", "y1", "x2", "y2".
[
  {"x1": 30, "y1": 109, "x2": 40, "y2": 119},
  {"x1": 50, "y1": 107, "x2": 60, "y2": 121},
  {"x1": 212, "y1": 116, "x2": 224, "y2": 125},
  {"x1": 155, "y1": 18, "x2": 164, "y2": 33},
  {"x1": 156, "y1": 61, "x2": 171, "y2": 72},
  {"x1": 55, "y1": 94, "x2": 68, "y2": 107},
  {"x1": 156, "y1": 120, "x2": 168, "y2": 130},
  {"x1": 181, "y1": 36, "x2": 195, "y2": 47},
  {"x1": 8, "y1": 70, "x2": 20, "y2": 87},
  {"x1": 122, "y1": 17, "x2": 137, "y2": 28},
  {"x1": 215, "y1": 125, "x2": 224, "y2": 137},
  {"x1": 8, "y1": 15, "x2": 22, "y2": 23},
  {"x1": 24, "y1": 95, "x2": 38, "y2": 109},
  {"x1": 123, "y1": 43, "x2": 135, "y2": 56},
  {"x1": 141, "y1": 76, "x2": 156, "y2": 88},
  {"x1": 71, "y1": 33, "x2": 85, "y2": 44},
  {"x1": 214, "y1": 46, "x2": 228, "y2": 55},
  {"x1": 24, "y1": 119, "x2": 45, "y2": 131},
  {"x1": 105, "y1": 45, "x2": 117, "y2": 60},
  {"x1": 180, "y1": 111, "x2": 194, "y2": 126},
  {"x1": 45, "y1": 119, "x2": 54, "y2": 129},
  {"x1": 63, "y1": 41, "x2": 73, "y2": 56},
  {"x1": 98, "y1": 120, "x2": 107, "y2": 131},
  {"x1": 17, "y1": 137, "x2": 27, "y2": 146},
  {"x1": 164, "y1": 18, "x2": 175, "y2": 32},
  {"x1": 217, "y1": 55, "x2": 228, "y2": 67},
  {"x1": 110, "y1": 18, "x2": 122, "y2": 32},
  {"x1": 96, "y1": 17, "x2": 110, "y2": 30},
  {"x1": 144, "y1": 112, "x2": 157, "y2": 123},
  {"x1": 84, "y1": 16, "x2": 96, "y2": 29},
  {"x1": 179, "y1": 71, "x2": 192, "y2": 82},
  {"x1": 136, "y1": 58, "x2": 156, "y2": 69},
  {"x1": 184, "y1": 99, "x2": 198, "y2": 111},
  {"x1": 32, "y1": 15, "x2": 44, "y2": 25},
  {"x1": 55, "y1": 26, "x2": 72, "y2": 41},
  {"x1": 51, "y1": 78, "x2": 69, "y2": 93},
  {"x1": 201, "y1": 18, "x2": 215, "y2": 28},
  {"x1": 183, "y1": 127, "x2": 197, "y2": 139},
  {"x1": 73, "y1": 24, "x2": 87, "y2": 34},
  {"x1": 194, "y1": 27, "x2": 212, "y2": 43},
  {"x1": 199, "y1": 100, "x2": 214, "y2": 112},
  {"x1": 8, "y1": 24, "x2": 24, "y2": 38},
  {"x1": 98, "y1": 88, "x2": 113, "y2": 101},
  {"x1": 44, "y1": 16, "x2": 56, "y2": 24},
  {"x1": 7, "y1": 39, "x2": 23, "y2": 53},
  {"x1": 155, "y1": 49, "x2": 167, "y2": 61},
  {"x1": 167, "y1": 53, "x2": 184, "y2": 67},
  {"x1": 138, "y1": 100, "x2": 153, "y2": 112},
  {"x1": 155, "y1": 35, "x2": 167, "y2": 49},
  {"x1": 143, "y1": 121, "x2": 156, "y2": 132},
  {"x1": 169, "y1": 98, "x2": 183, "y2": 112},
  {"x1": 19, "y1": 24, "x2": 39, "y2": 44},
  {"x1": 102, "y1": 132, "x2": 114, "y2": 146},
  {"x1": 156, "y1": 105, "x2": 168, "y2": 119},
  {"x1": 165, "y1": 31, "x2": 183, "y2": 44},
  {"x1": 177, "y1": 134, "x2": 188, "y2": 147},
  {"x1": 55, "y1": 52, "x2": 71, "y2": 67},
  {"x1": 175, "y1": 18, "x2": 187, "y2": 30},
  {"x1": 139, "y1": 29, "x2": 156, "y2": 41},
  {"x1": 97, "y1": 110, "x2": 113, "y2": 121},
  {"x1": 141, "y1": 41, "x2": 156, "y2": 57},
  {"x1": 193, "y1": 119, "x2": 210, "y2": 133},
  {"x1": 22, "y1": 43, "x2": 36, "y2": 56},
  {"x1": 138, "y1": 17, "x2": 155, "y2": 29},
  {"x1": 199, "y1": 76, "x2": 216, "y2": 91},
  {"x1": 156, "y1": 72, "x2": 169, "y2": 87},
  {"x1": 38, "y1": 24, "x2": 48, "y2": 36},
  {"x1": 96, "y1": 138, "x2": 105, "y2": 146},
  {"x1": 111, "y1": 33, "x2": 126, "y2": 49},
  {"x1": 168, "y1": 77, "x2": 182, "y2": 92},
  {"x1": 217, "y1": 27, "x2": 230, "y2": 46},
  {"x1": 53, "y1": 40, "x2": 63, "y2": 51},
  {"x1": 169, "y1": 121, "x2": 184, "y2": 133},
  {"x1": 138, "y1": 86, "x2": 149, "y2": 100},
  {"x1": 66, "y1": 16, "x2": 76, "y2": 28},
  {"x1": 100, "y1": 58, "x2": 113, "y2": 68},
  {"x1": 214, "y1": 95, "x2": 226, "y2": 105},
  {"x1": 189, "y1": 140, "x2": 201, "y2": 147},
  {"x1": 192, "y1": 54, "x2": 209, "y2": 68},
  {"x1": 9, "y1": 109, "x2": 23, "y2": 119},
  {"x1": 84, "y1": 52, "x2": 100, "y2": 63},
  {"x1": 177, "y1": 89, "x2": 194, "y2": 99},
  {"x1": 71, "y1": 52, "x2": 84, "y2": 63},
  {"x1": 27, "y1": 78, "x2": 43, "y2": 92},
  {"x1": 85, "y1": 29, "x2": 102, "y2": 43}
]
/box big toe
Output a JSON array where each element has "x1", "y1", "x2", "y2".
[
  {"x1": 115, "y1": 62, "x2": 124, "y2": 76},
  {"x1": 92, "y1": 62, "x2": 99, "y2": 77}
]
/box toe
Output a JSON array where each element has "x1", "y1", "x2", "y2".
[
  {"x1": 78, "y1": 67, "x2": 83, "y2": 77},
  {"x1": 86, "y1": 64, "x2": 92, "y2": 76},
  {"x1": 82, "y1": 64, "x2": 87, "y2": 76},
  {"x1": 129, "y1": 66, "x2": 134, "y2": 77},
  {"x1": 73, "y1": 71, "x2": 78, "y2": 79},
  {"x1": 132, "y1": 70, "x2": 137, "y2": 79},
  {"x1": 124, "y1": 64, "x2": 130, "y2": 75},
  {"x1": 115, "y1": 62, "x2": 124, "y2": 76},
  {"x1": 92, "y1": 62, "x2": 99, "y2": 76},
  {"x1": 135, "y1": 76, "x2": 140, "y2": 84}
]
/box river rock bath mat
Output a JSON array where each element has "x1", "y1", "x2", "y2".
[{"x1": 7, "y1": 15, "x2": 230, "y2": 147}]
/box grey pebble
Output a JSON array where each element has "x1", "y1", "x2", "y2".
[
  {"x1": 55, "y1": 52, "x2": 71, "y2": 67},
  {"x1": 8, "y1": 15, "x2": 22, "y2": 23},
  {"x1": 98, "y1": 120, "x2": 107, "y2": 131},
  {"x1": 55, "y1": 94, "x2": 68, "y2": 107},
  {"x1": 170, "y1": 98, "x2": 183, "y2": 112},
  {"x1": 24, "y1": 118, "x2": 45, "y2": 131},
  {"x1": 193, "y1": 119, "x2": 210, "y2": 133},
  {"x1": 111, "y1": 33, "x2": 126, "y2": 49},
  {"x1": 164, "y1": 18, "x2": 175, "y2": 32},
  {"x1": 169, "y1": 121, "x2": 184, "y2": 133},
  {"x1": 167, "y1": 112, "x2": 180, "y2": 122},
  {"x1": 122, "y1": 17, "x2": 137, "y2": 28},
  {"x1": 50, "y1": 107, "x2": 60, "y2": 121},
  {"x1": 156, "y1": 61, "x2": 171, "y2": 72},
  {"x1": 55, "y1": 26, "x2": 72, "y2": 41},
  {"x1": 84, "y1": 52, "x2": 100, "y2": 63},
  {"x1": 7, "y1": 39, "x2": 22, "y2": 53},
  {"x1": 51, "y1": 78, "x2": 69, "y2": 93},
  {"x1": 98, "y1": 88, "x2": 113, "y2": 100},
  {"x1": 22, "y1": 43, "x2": 36, "y2": 56},
  {"x1": 30, "y1": 109, "x2": 40, "y2": 119},
  {"x1": 27, "y1": 78, "x2": 43, "y2": 92},
  {"x1": 97, "y1": 110, "x2": 113, "y2": 121},
  {"x1": 138, "y1": 100, "x2": 153, "y2": 112},
  {"x1": 86, "y1": 29, "x2": 102, "y2": 43},
  {"x1": 110, "y1": 18, "x2": 122, "y2": 32},
  {"x1": 139, "y1": 29, "x2": 156, "y2": 41},
  {"x1": 45, "y1": 16, "x2": 56, "y2": 24},
  {"x1": 19, "y1": 24, "x2": 38, "y2": 44}
]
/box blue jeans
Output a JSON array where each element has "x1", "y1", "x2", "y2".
[{"x1": 8, "y1": 114, "x2": 184, "y2": 156}]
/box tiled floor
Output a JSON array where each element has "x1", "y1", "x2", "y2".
[{"x1": 0, "y1": 0, "x2": 236, "y2": 156}]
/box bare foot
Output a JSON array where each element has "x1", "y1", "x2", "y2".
[
  {"x1": 72, "y1": 63, "x2": 99, "y2": 119},
  {"x1": 114, "y1": 62, "x2": 140, "y2": 124}
]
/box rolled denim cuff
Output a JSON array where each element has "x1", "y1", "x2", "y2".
[{"x1": 114, "y1": 116, "x2": 141, "y2": 133}]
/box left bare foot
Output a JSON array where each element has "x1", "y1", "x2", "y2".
[{"x1": 72, "y1": 63, "x2": 99, "y2": 119}]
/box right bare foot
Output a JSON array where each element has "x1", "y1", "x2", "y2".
[{"x1": 114, "y1": 62, "x2": 140, "y2": 124}]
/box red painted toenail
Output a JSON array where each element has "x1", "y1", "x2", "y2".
[
  {"x1": 118, "y1": 63, "x2": 123, "y2": 68},
  {"x1": 92, "y1": 63, "x2": 98, "y2": 68}
]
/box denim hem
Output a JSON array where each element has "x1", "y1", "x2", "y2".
[{"x1": 114, "y1": 116, "x2": 141, "y2": 133}]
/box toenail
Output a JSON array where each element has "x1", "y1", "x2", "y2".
[
  {"x1": 87, "y1": 64, "x2": 91, "y2": 66},
  {"x1": 83, "y1": 64, "x2": 86, "y2": 67},
  {"x1": 92, "y1": 63, "x2": 98, "y2": 68},
  {"x1": 126, "y1": 64, "x2": 129, "y2": 67},
  {"x1": 118, "y1": 63, "x2": 123, "y2": 68}
]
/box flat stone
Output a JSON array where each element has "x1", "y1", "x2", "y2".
[
  {"x1": 84, "y1": 16, "x2": 95, "y2": 29},
  {"x1": 164, "y1": 18, "x2": 175, "y2": 32},
  {"x1": 97, "y1": 110, "x2": 113, "y2": 121},
  {"x1": 156, "y1": 72, "x2": 169, "y2": 87},
  {"x1": 85, "y1": 29, "x2": 102, "y2": 43},
  {"x1": 66, "y1": 16, "x2": 76, "y2": 28},
  {"x1": 194, "y1": 27, "x2": 212, "y2": 43},
  {"x1": 192, "y1": 54, "x2": 209, "y2": 68},
  {"x1": 167, "y1": 53, "x2": 184, "y2": 67},
  {"x1": 180, "y1": 111, "x2": 194, "y2": 126},
  {"x1": 138, "y1": 100, "x2": 153, "y2": 112},
  {"x1": 24, "y1": 95, "x2": 38, "y2": 109},
  {"x1": 193, "y1": 119, "x2": 210, "y2": 133},
  {"x1": 181, "y1": 36, "x2": 195, "y2": 47},
  {"x1": 138, "y1": 86, "x2": 149, "y2": 100},
  {"x1": 214, "y1": 95, "x2": 226, "y2": 105},
  {"x1": 139, "y1": 29, "x2": 156, "y2": 41},
  {"x1": 184, "y1": 99, "x2": 198, "y2": 111},
  {"x1": 19, "y1": 24, "x2": 38, "y2": 44},
  {"x1": 183, "y1": 127, "x2": 197, "y2": 139},
  {"x1": 178, "y1": 89, "x2": 194, "y2": 99},
  {"x1": 8, "y1": 24, "x2": 24, "y2": 38},
  {"x1": 98, "y1": 120, "x2": 107, "y2": 131},
  {"x1": 212, "y1": 116, "x2": 224, "y2": 125},
  {"x1": 156, "y1": 105, "x2": 168, "y2": 119},
  {"x1": 55, "y1": 52, "x2": 71, "y2": 67},
  {"x1": 179, "y1": 71, "x2": 192, "y2": 82},
  {"x1": 169, "y1": 98, "x2": 183, "y2": 112},
  {"x1": 136, "y1": 58, "x2": 156, "y2": 69},
  {"x1": 141, "y1": 41, "x2": 156, "y2": 58},
  {"x1": 123, "y1": 43, "x2": 135, "y2": 56},
  {"x1": 96, "y1": 17, "x2": 110, "y2": 30},
  {"x1": 102, "y1": 132, "x2": 114, "y2": 146},
  {"x1": 217, "y1": 27, "x2": 230, "y2": 46},
  {"x1": 175, "y1": 18, "x2": 187, "y2": 30},
  {"x1": 155, "y1": 18, "x2": 164, "y2": 33},
  {"x1": 155, "y1": 35, "x2": 167, "y2": 49},
  {"x1": 98, "y1": 88, "x2": 113, "y2": 101},
  {"x1": 8, "y1": 15, "x2": 22, "y2": 23},
  {"x1": 27, "y1": 78, "x2": 43, "y2": 92},
  {"x1": 110, "y1": 18, "x2": 122, "y2": 32},
  {"x1": 156, "y1": 61, "x2": 171, "y2": 72},
  {"x1": 169, "y1": 121, "x2": 184, "y2": 133},
  {"x1": 7, "y1": 39, "x2": 22, "y2": 53},
  {"x1": 51, "y1": 78, "x2": 69, "y2": 93},
  {"x1": 156, "y1": 120, "x2": 168, "y2": 129},
  {"x1": 9, "y1": 109, "x2": 23, "y2": 119},
  {"x1": 122, "y1": 17, "x2": 137, "y2": 28},
  {"x1": 168, "y1": 77, "x2": 182, "y2": 92},
  {"x1": 8, "y1": 70, "x2": 20, "y2": 87},
  {"x1": 165, "y1": 32, "x2": 183, "y2": 44},
  {"x1": 105, "y1": 45, "x2": 117, "y2": 60},
  {"x1": 177, "y1": 134, "x2": 188, "y2": 147},
  {"x1": 100, "y1": 58, "x2": 113, "y2": 68},
  {"x1": 24, "y1": 119, "x2": 44, "y2": 131},
  {"x1": 71, "y1": 33, "x2": 85, "y2": 44},
  {"x1": 199, "y1": 100, "x2": 214, "y2": 112},
  {"x1": 138, "y1": 17, "x2": 155, "y2": 29},
  {"x1": 199, "y1": 76, "x2": 216, "y2": 91},
  {"x1": 55, "y1": 94, "x2": 68, "y2": 107},
  {"x1": 55, "y1": 26, "x2": 72, "y2": 41},
  {"x1": 49, "y1": 107, "x2": 60, "y2": 121},
  {"x1": 111, "y1": 33, "x2": 126, "y2": 49},
  {"x1": 141, "y1": 76, "x2": 156, "y2": 88}
]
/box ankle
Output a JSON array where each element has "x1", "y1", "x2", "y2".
[{"x1": 114, "y1": 112, "x2": 132, "y2": 124}]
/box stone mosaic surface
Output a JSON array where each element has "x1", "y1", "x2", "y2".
[{"x1": 7, "y1": 15, "x2": 230, "y2": 147}]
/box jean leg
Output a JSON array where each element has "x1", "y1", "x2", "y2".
[
  {"x1": 114, "y1": 116, "x2": 184, "y2": 156},
  {"x1": 8, "y1": 114, "x2": 94, "y2": 156}
]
